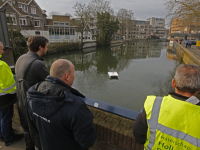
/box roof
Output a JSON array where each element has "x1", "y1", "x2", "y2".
[
  {"x1": 15, "y1": 7, "x2": 28, "y2": 15},
  {"x1": 0, "y1": 0, "x2": 45, "y2": 16},
  {"x1": 13, "y1": 0, "x2": 32, "y2": 4},
  {"x1": 52, "y1": 15, "x2": 70, "y2": 22}
]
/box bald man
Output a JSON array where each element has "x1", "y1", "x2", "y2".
[{"x1": 27, "y1": 59, "x2": 96, "y2": 150}]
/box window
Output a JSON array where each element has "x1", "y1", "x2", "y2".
[
  {"x1": 35, "y1": 31, "x2": 40, "y2": 35},
  {"x1": 53, "y1": 22, "x2": 70, "y2": 26},
  {"x1": 19, "y1": 18, "x2": 26, "y2": 25},
  {"x1": 65, "y1": 23, "x2": 69, "y2": 26},
  {"x1": 6, "y1": 15, "x2": 17, "y2": 25},
  {"x1": 60, "y1": 27, "x2": 64, "y2": 35},
  {"x1": 34, "y1": 20, "x2": 40, "y2": 27},
  {"x1": 31, "y1": 6, "x2": 36, "y2": 14},
  {"x1": 65, "y1": 28, "x2": 69, "y2": 35},
  {"x1": 18, "y1": 4, "x2": 22, "y2": 8},
  {"x1": 22, "y1": 5, "x2": 28, "y2": 13},
  {"x1": 55, "y1": 28, "x2": 59, "y2": 35}
]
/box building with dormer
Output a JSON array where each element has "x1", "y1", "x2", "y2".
[{"x1": 0, "y1": 0, "x2": 49, "y2": 38}]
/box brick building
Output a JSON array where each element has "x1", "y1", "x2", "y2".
[{"x1": 0, "y1": 0, "x2": 48, "y2": 38}]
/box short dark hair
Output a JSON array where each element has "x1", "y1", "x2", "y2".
[{"x1": 27, "y1": 35, "x2": 48, "y2": 52}]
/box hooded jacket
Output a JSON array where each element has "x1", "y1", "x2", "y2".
[{"x1": 27, "y1": 76, "x2": 96, "y2": 150}]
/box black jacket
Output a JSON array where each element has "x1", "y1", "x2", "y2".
[
  {"x1": 133, "y1": 92, "x2": 200, "y2": 144},
  {"x1": 27, "y1": 76, "x2": 96, "y2": 150}
]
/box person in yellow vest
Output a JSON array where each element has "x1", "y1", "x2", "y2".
[
  {"x1": 133, "y1": 64, "x2": 200, "y2": 150},
  {"x1": 0, "y1": 42, "x2": 23, "y2": 146}
]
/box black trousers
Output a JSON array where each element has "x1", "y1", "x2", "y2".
[{"x1": 17, "y1": 102, "x2": 42, "y2": 150}]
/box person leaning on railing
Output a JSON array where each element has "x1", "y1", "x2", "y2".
[
  {"x1": 27, "y1": 59, "x2": 96, "y2": 150},
  {"x1": 0, "y1": 41, "x2": 24, "y2": 146},
  {"x1": 133, "y1": 64, "x2": 200, "y2": 150}
]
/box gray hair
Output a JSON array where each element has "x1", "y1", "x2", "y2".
[
  {"x1": 174, "y1": 64, "x2": 200, "y2": 93},
  {"x1": 0, "y1": 41, "x2": 3, "y2": 46},
  {"x1": 50, "y1": 59, "x2": 72, "y2": 79}
]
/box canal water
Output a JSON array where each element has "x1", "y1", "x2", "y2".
[{"x1": 44, "y1": 41, "x2": 179, "y2": 112}]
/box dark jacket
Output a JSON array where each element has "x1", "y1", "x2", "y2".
[
  {"x1": 133, "y1": 92, "x2": 200, "y2": 144},
  {"x1": 15, "y1": 51, "x2": 49, "y2": 89},
  {"x1": 27, "y1": 76, "x2": 96, "y2": 150}
]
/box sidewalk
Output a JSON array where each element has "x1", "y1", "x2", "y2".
[
  {"x1": 181, "y1": 42, "x2": 200, "y2": 58},
  {"x1": 0, "y1": 122, "x2": 25, "y2": 150},
  {"x1": 0, "y1": 122, "x2": 122, "y2": 150}
]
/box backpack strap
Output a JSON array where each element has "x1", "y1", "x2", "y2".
[{"x1": 23, "y1": 59, "x2": 37, "y2": 80}]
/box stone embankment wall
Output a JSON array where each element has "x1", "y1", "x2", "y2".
[
  {"x1": 13, "y1": 105, "x2": 143, "y2": 150},
  {"x1": 173, "y1": 42, "x2": 200, "y2": 65},
  {"x1": 89, "y1": 107, "x2": 143, "y2": 150}
]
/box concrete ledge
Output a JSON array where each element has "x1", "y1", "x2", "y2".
[{"x1": 174, "y1": 42, "x2": 200, "y2": 65}]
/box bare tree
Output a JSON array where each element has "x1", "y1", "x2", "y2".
[
  {"x1": 88, "y1": 0, "x2": 113, "y2": 17},
  {"x1": 166, "y1": 0, "x2": 200, "y2": 27},
  {"x1": 64, "y1": 13, "x2": 72, "y2": 17},
  {"x1": 48, "y1": 11, "x2": 61, "y2": 18},
  {"x1": 117, "y1": 9, "x2": 134, "y2": 38},
  {"x1": 73, "y1": 2, "x2": 91, "y2": 48}
]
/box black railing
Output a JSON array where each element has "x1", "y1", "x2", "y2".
[{"x1": 14, "y1": 75, "x2": 139, "y2": 120}]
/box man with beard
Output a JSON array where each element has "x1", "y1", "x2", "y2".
[{"x1": 15, "y1": 36, "x2": 49, "y2": 150}]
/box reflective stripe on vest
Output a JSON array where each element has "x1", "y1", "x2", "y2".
[
  {"x1": 0, "y1": 90, "x2": 16, "y2": 96},
  {"x1": 147, "y1": 97, "x2": 200, "y2": 149},
  {"x1": 0, "y1": 59, "x2": 16, "y2": 95},
  {"x1": 1, "y1": 83, "x2": 16, "y2": 92}
]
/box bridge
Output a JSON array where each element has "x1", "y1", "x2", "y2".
[
  {"x1": 2, "y1": 40, "x2": 200, "y2": 149},
  {"x1": 1, "y1": 9, "x2": 200, "y2": 150}
]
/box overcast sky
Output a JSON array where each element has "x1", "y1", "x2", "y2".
[{"x1": 37, "y1": 0, "x2": 168, "y2": 21}]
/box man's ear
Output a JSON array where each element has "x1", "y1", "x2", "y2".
[
  {"x1": 172, "y1": 79, "x2": 176, "y2": 88},
  {"x1": 64, "y1": 73, "x2": 69, "y2": 81},
  {"x1": 38, "y1": 46, "x2": 42, "y2": 51}
]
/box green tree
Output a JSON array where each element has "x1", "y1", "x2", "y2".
[
  {"x1": 9, "y1": 30, "x2": 27, "y2": 60},
  {"x1": 96, "y1": 12, "x2": 119, "y2": 46}
]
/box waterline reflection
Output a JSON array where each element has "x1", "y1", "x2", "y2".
[{"x1": 44, "y1": 41, "x2": 178, "y2": 111}]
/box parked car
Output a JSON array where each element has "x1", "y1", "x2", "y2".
[{"x1": 190, "y1": 39, "x2": 197, "y2": 45}]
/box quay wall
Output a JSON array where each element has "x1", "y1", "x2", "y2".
[{"x1": 173, "y1": 42, "x2": 200, "y2": 65}]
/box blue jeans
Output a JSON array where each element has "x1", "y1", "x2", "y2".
[{"x1": 0, "y1": 105, "x2": 15, "y2": 141}]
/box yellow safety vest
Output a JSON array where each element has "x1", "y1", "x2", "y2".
[
  {"x1": 144, "y1": 95, "x2": 200, "y2": 150},
  {"x1": 0, "y1": 54, "x2": 16, "y2": 96}
]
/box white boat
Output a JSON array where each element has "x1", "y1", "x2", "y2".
[{"x1": 108, "y1": 72, "x2": 118, "y2": 79}]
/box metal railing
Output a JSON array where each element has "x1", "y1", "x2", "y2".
[{"x1": 14, "y1": 75, "x2": 139, "y2": 120}]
